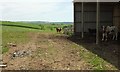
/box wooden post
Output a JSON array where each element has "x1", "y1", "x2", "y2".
[
  {"x1": 81, "y1": 2, "x2": 84, "y2": 38},
  {"x1": 96, "y1": 1, "x2": 99, "y2": 44}
]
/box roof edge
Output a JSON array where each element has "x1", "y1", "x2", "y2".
[{"x1": 73, "y1": 0, "x2": 120, "y2": 2}]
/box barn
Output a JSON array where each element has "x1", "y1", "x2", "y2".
[{"x1": 73, "y1": 0, "x2": 120, "y2": 44}]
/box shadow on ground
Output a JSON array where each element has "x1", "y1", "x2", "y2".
[
  {"x1": 67, "y1": 33, "x2": 120, "y2": 70},
  {"x1": 2, "y1": 24, "x2": 39, "y2": 30}
]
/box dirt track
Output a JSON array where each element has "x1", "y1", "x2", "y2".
[{"x1": 2, "y1": 32, "x2": 92, "y2": 70}]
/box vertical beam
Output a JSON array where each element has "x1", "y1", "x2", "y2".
[
  {"x1": 73, "y1": 3, "x2": 76, "y2": 35},
  {"x1": 81, "y1": 2, "x2": 84, "y2": 38},
  {"x1": 96, "y1": 1, "x2": 99, "y2": 44}
]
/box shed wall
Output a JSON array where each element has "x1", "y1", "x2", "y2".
[
  {"x1": 113, "y1": 4, "x2": 120, "y2": 31},
  {"x1": 74, "y1": 3, "x2": 114, "y2": 35}
]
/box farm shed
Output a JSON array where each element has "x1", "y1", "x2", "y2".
[{"x1": 73, "y1": 0, "x2": 120, "y2": 44}]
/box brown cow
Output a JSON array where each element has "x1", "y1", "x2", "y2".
[{"x1": 56, "y1": 27, "x2": 62, "y2": 33}]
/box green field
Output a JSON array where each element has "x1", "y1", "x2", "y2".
[{"x1": 1, "y1": 21, "x2": 70, "y2": 53}]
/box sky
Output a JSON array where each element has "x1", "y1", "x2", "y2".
[{"x1": 0, "y1": 0, "x2": 73, "y2": 22}]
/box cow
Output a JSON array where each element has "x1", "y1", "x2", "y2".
[
  {"x1": 101, "y1": 25, "x2": 118, "y2": 41},
  {"x1": 56, "y1": 27, "x2": 62, "y2": 33},
  {"x1": 88, "y1": 28, "x2": 96, "y2": 35}
]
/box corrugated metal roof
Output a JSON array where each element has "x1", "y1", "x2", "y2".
[{"x1": 73, "y1": 0, "x2": 120, "y2": 2}]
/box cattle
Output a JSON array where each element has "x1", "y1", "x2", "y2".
[
  {"x1": 56, "y1": 27, "x2": 62, "y2": 33},
  {"x1": 101, "y1": 25, "x2": 118, "y2": 41},
  {"x1": 88, "y1": 28, "x2": 96, "y2": 35}
]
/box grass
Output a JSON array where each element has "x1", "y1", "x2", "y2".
[
  {"x1": 1, "y1": 21, "x2": 70, "y2": 32},
  {"x1": 2, "y1": 46, "x2": 9, "y2": 54},
  {"x1": 1, "y1": 21, "x2": 71, "y2": 53},
  {"x1": 77, "y1": 45, "x2": 117, "y2": 70}
]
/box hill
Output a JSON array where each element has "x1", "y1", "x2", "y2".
[{"x1": 18, "y1": 21, "x2": 73, "y2": 24}]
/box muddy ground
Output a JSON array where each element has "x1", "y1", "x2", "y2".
[
  {"x1": 2, "y1": 33, "x2": 92, "y2": 70},
  {"x1": 2, "y1": 32, "x2": 119, "y2": 70}
]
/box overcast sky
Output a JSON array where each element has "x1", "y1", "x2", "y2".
[{"x1": 0, "y1": 0, "x2": 73, "y2": 22}]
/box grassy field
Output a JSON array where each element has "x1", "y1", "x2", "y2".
[
  {"x1": 1, "y1": 21, "x2": 118, "y2": 70},
  {"x1": 1, "y1": 21, "x2": 70, "y2": 53}
]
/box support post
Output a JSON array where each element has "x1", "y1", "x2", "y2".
[
  {"x1": 81, "y1": 2, "x2": 84, "y2": 38},
  {"x1": 96, "y1": 1, "x2": 99, "y2": 44}
]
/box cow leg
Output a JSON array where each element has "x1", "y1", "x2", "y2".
[
  {"x1": 105, "y1": 33, "x2": 108, "y2": 41},
  {"x1": 102, "y1": 33, "x2": 105, "y2": 41},
  {"x1": 58, "y1": 29, "x2": 60, "y2": 33},
  {"x1": 112, "y1": 35, "x2": 115, "y2": 40},
  {"x1": 112, "y1": 33, "x2": 118, "y2": 40},
  {"x1": 56, "y1": 29, "x2": 58, "y2": 32}
]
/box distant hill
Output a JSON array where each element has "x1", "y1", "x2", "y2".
[
  {"x1": 51, "y1": 22, "x2": 73, "y2": 24},
  {"x1": 1, "y1": 21, "x2": 73, "y2": 24},
  {"x1": 18, "y1": 21, "x2": 49, "y2": 24},
  {"x1": 19, "y1": 21, "x2": 73, "y2": 24}
]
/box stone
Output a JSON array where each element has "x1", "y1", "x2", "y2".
[
  {"x1": 11, "y1": 44, "x2": 17, "y2": 47},
  {"x1": 7, "y1": 42, "x2": 17, "y2": 47},
  {"x1": 11, "y1": 50, "x2": 32, "y2": 59}
]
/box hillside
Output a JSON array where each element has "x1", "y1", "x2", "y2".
[{"x1": 17, "y1": 21, "x2": 73, "y2": 24}]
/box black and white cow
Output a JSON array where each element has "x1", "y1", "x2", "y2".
[{"x1": 101, "y1": 25, "x2": 118, "y2": 41}]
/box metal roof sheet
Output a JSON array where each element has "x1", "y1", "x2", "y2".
[{"x1": 73, "y1": 0, "x2": 120, "y2": 2}]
